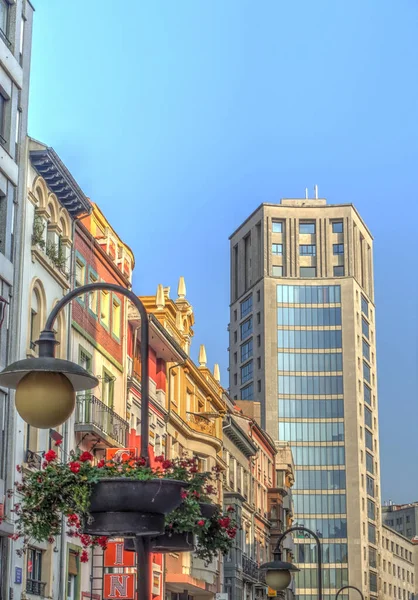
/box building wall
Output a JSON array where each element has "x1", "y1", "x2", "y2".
[
  {"x1": 383, "y1": 504, "x2": 418, "y2": 540},
  {"x1": 381, "y1": 526, "x2": 415, "y2": 600},
  {"x1": 229, "y1": 199, "x2": 380, "y2": 599}
]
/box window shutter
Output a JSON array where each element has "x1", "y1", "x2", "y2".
[{"x1": 68, "y1": 552, "x2": 78, "y2": 575}]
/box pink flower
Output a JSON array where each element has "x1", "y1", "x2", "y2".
[
  {"x1": 69, "y1": 462, "x2": 81, "y2": 474},
  {"x1": 80, "y1": 550, "x2": 89, "y2": 563},
  {"x1": 79, "y1": 451, "x2": 93, "y2": 463},
  {"x1": 181, "y1": 491, "x2": 188, "y2": 499},
  {"x1": 44, "y1": 450, "x2": 57, "y2": 463},
  {"x1": 197, "y1": 520, "x2": 205, "y2": 527},
  {"x1": 80, "y1": 534, "x2": 92, "y2": 547}
]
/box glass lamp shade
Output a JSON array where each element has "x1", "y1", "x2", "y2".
[
  {"x1": 15, "y1": 371, "x2": 76, "y2": 429},
  {"x1": 265, "y1": 569, "x2": 292, "y2": 591}
]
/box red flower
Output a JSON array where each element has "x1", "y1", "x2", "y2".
[
  {"x1": 67, "y1": 514, "x2": 80, "y2": 526},
  {"x1": 155, "y1": 455, "x2": 164, "y2": 463},
  {"x1": 79, "y1": 451, "x2": 93, "y2": 463},
  {"x1": 80, "y1": 550, "x2": 89, "y2": 563},
  {"x1": 97, "y1": 459, "x2": 105, "y2": 468},
  {"x1": 227, "y1": 506, "x2": 235, "y2": 513},
  {"x1": 80, "y1": 534, "x2": 92, "y2": 547},
  {"x1": 69, "y1": 462, "x2": 81, "y2": 474},
  {"x1": 54, "y1": 439, "x2": 63, "y2": 447},
  {"x1": 137, "y1": 457, "x2": 146, "y2": 466},
  {"x1": 181, "y1": 491, "x2": 188, "y2": 499},
  {"x1": 162, "y1": 460, "x2": 172, "y2": 469},
  {"x1": 189, "y1": 466, "x2": 198, "y2": 473},
  {"x1": 42, "y1": 461, "x2": 48, "y2": 469},
  {"x1": 197, "y1": 520, "x2": 205, "y2": 527},
  {"x1": 192, "y1": 491, "x2": 200, "y2": 498},
  {"x1": 97, "y1": 536, "x2": 108, "y2": 549},
  {"x1": 227, "y1": 527, "x2": 237, "y2": 539},
  {"x1": 218, "y1": 517, "x2": 231, "y2": 529},
  {"x1": 8, "y1": 534, "x2": 20, "y2": 541},
  {"x1": 16, "y1": 465, "x2": 22, "y2": 473},
  {"x1": 48, "y1": 537, "x2": 55, "y2": 544},
  {"x1": 44, "y1": 450, "x2": 57, "y2": 463},
  {"x1": 205, "y1": 485, "x2": 215, "y2": 495}
]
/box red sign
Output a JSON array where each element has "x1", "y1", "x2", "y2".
[
  {"x1": 103, "y1": 574, "x2": 135, "y2": 599},
  {"x1": 104, "y1": 541, "x2": 135, "y2": 568}
]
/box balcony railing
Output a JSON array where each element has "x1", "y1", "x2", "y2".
[
  {"x1": 242, "y1": 554, "x2": 258, "y2": 581},
  {"x1": 75, "y1": 394, "x2": 128, "y2": 447},
  {"x1": 26, "y1": 580, "x2": 46, "y2": 597},
  {"x1": 186, "y1": 412, "x2": 216, "y2": 437}
]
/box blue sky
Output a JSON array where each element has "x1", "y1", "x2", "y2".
[{"x1": 29, "y1": 1, "x2": 418, "y2": 502}]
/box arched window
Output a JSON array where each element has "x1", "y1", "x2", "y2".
[
  {"x1": 29, "y1": 288, "x2": 41, "y2": 352},
  {"x1": 54, "y1": 312, "x2": 65, "y2": 359}
]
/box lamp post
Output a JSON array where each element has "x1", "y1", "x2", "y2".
[
  {"x1": 0, "y1": 282, "x2": 152, "y2": 599},
  {"x1": 336, "y1": 586, "x2": 364, "y2": 600},
  {"x1": 260, "y1": 526, "x2": 322, "y2": 600}
]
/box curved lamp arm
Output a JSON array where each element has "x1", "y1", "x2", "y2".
[
  {"x1": 38, "y1": 282, "x2": 149, "y2": 460},
  {"x1": 336, "y1": 586, "x2": 364, "y2": 600},
  {"x1": 274, "y1": 526, "x2": 322, "y2": 600}
]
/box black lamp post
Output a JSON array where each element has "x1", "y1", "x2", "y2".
[
  {"x1": 336, "y1": 586, "x2": 364, "y2": 600},
  {"x1": 260, "y1": 526, "x2": 322, "y2": 600},
  {"x1": 0, "y1": 283, "x2": 154, "y2": 599}
]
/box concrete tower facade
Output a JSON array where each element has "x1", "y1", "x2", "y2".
[{"x1": 229, "y1": 197, "x2": 380, "y2": 599}]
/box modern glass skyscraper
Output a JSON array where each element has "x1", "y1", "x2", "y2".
[{"x1": 229, "y1": 197, "x2": 380, "y2": 600}]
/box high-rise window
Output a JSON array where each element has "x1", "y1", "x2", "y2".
[
  {"x1": 366, "y1": 452, "x2": 374, "y2": 474},
  {"x1": 362, "y1": 318, "x2": 369, "y2": 338},
  {"x1": 272, "y1": 265, "x2": 283, "y2": 277},
  {"x1": 241, "y1": 361, "x2": 253, "y2": 384},
  {"x1": 0, "y1": 0, "x2": 8, "y2": 38},
  {"x1": 364, "y1": 383, "x2": 371, "y2": 405},
  {"x1": 363, "y1": 361, "x2": 371, "y2": 383},
  {"x1": 300, "y1": 245, "x2": 316, "y2": 256},
  {"x1": 333, "y1": 244, "x2": 344, "y2": 255},
  {"x1": 365, "y1": 430, "x2": 373, "y2": 451},
  {"x1": 272, "y1": 221, "x2": 283, "y2": 233},
  {"x1": 333, "y1": 266, "x2": 344, "y2": 277},
  {"x1": 362, "y1": 339, "x2": 370, "y2": 361},
  {"x1": 366, "y1": 475, "x2": 375, "y2": 497},
  {"x1": 240, "y1": 383, "x2": 253, "y2": 401},
  {"x1": 240, "y1": 295, "x2": 252, "y2": 318},
  {"x1": 277, "y1": 285, "x2": 341, "y2": 304},
  {"x1": 0, "y1": 93, "x2": 6, "y2": 143},
  {"x1": 240, "y1": 317, "x2": 253, "y2": 340},
  {"x1": 361, "y1": 295, "x2": 369, "y2": 316},
  {"x1": 240, "y1": 338, "x2": 253, "y2": 362},
  {"x1": 272, "y1": 243, "x2": 283, "y2": 255},
  {"x1": 332, "y1": 221, "x2": 343, "y2": 233},
  {"x1": 299, "y1": 222, "x2": 316, "y2": 234},
  {"x1": 278, "y1": 306, "x2": 342, "y2": 326},
  {"x1": 300, "y1": 266, "x2": 316, "y2": 277},
  {"x1": 364, "y1": 406, "x2": 372, "y2": 428}
]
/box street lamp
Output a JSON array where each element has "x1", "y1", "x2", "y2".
[
  {"x1": 0, "y1": 282, "x2": 152, "y2": 598},
  {"x1": 336, "y1": 586, "x2": 364, "y2": 600},
  {"x1": 260, "y1": 526, "x2": 322, "y2": 600}
]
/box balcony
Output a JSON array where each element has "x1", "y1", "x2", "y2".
[
  {"x1": 242, "y1": 554, "x2": 258, "y2": 582},
  {"x1": 186, "y1": 412, "x2": 216, "y2": 437},
  {"x1": 26, "y1": 580, "x2": 46, "y2": 597},
  {"x1": 75, "y1": 394, "x2": 128, "y2": 447}
]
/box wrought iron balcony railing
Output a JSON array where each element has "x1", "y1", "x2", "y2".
[
  {"x1": 75, "y1": 394, "x2": 128, "y2": 447},
  {"x1": 242, "y1": 553, "x2": 258, "y2": 581},
  {"x1": 26, "y1": 580, "x2": 46, "y2": 597}
]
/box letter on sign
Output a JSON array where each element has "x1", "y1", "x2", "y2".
[{"x1": 103, "y1": 574, "x2": 135, "y2": 599}]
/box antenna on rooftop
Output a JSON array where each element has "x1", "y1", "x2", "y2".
[{"x1": 314, "y1": 184, "x2": 319, "y2": 199}]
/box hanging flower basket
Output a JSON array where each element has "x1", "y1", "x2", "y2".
[{"x1": 10, "y1": 450, "x2": 237, "y2": 563}]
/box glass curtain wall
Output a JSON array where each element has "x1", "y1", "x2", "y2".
[{"x1": 277, "y1": 285, "x2": 348, "y2": 598}]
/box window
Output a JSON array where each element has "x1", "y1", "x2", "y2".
[
  {"x1": 362, "y1": 317, "x2": 369, "y2": 338},
  {"x1": 361, "y1": 295, "x2": 369, "y2": 316},
  {"x1": 79, "y1": 347, "x2": 92, "y2": 373},
  {"x1": 241, "y1": 361, "x2": 253, "y2": 384},
  {"x1": 369, "y1": 546, "x2": 377, "y2": 568},
  {"x1": 241, "y1": 339, "x2": 253, "y2": 362},
  {"x1": 365, "y1": 430, "x2": 373, "y2": 451},
  {"x1": 240, "y1": 295, "x2": 252, "y2": 318},
  {"x1": 272, "y1": 244, "x2": 283, "y2": 255},
  {"x1": 26, "y1": 548, "x2": 44, "y2": 596},
  {"x1": 364, "y1": 406, "x2": 372, "y2": 429},
  {"x1": 257, "y1": 356, "x2": 261, "y2": 369},
  {"x1": 240, "y1": 317, "x2": 253, "y2": 340},
  {"x1": 233, "y1": 373, "x2": 237, "y2": 385},
  {"x1": 240, "y1": 383, "x2": 254, "y2": 401},
  {"x1": 256, "y1": 290, "x2": 260, "y2": 302},
  {"x1": 272, "y1": 265, "x2": 283, "y2": 277},
  {"x1": 257, "y1": 311, "x2": 261, "y2": 324},
  {"x1": 333, "y1": 244, "x2": 344, "y2": 255},
  {"x1": 300, "y1": 266, "x2": 316, "y2": 278},
  {"x1": 111, "y1": 296, "x2": 121, "y2": 339},
  {"x1": 368, "y1": 523, "x2": 376, "y2": 544},
  {"x1": 75, "y1": 257, "x2": 85, "y2": 287},
  {"x1": 369, "y1": 571, "x2": 377, "y2": 593},
  {"x1": 234, "y1": 309, "x2": 237, "y2": 321},
  {"x1": 234, "y1": 352, "x2": 237, "y2": 365},
  {"x1": 67, "y1": 551, "x2": 79, "y2": 600},
  {"x1": 332, "y1": 221, "x2": 343, "y2": 233},
  {"x1": 367, "y1": 499, "x2": 376, "y2": 520},
  {"x1": 363, "y1": 339, "x2": 370, "y2": 361},
  {"x1": 363, "y1": 361, "x2": 371, "y2": 383},
  {"x1": 406, "y1": 515, "x2": 410, "y2": 523},
  {"x1": 87, "y1": 269, "x2": 99, "y2": 316},
  {"x1": 333, "y1": 266, "x2": 344, "y2": 277},
  {"x1": 234, "y1": 331, "x2": 237, "y2": 343},
  {"x1": 299, "y1": 222, "x2": 315, "y2": 234},
  {"x1": 257, "y1": 334, "x2": 261, "y2": 347},
  {"x1": 366, "y1": 475, "x2": 374, "y2": 497},
  {"x1": 102, "y1": 369, "x2": 114, "y2": 408},
  {"x1": 366, "y1": 452, "x2": 374, "y2": 474},
  {"x1": 272, "y1": 221, "x2": 283, "y2": 233},
  {"x1": 364, "y1": 383, "x2": 371, "y2": 405},
  {"x1": 0, "y1": 93, "x2": 6, "y2": 143},
  {"x1": 100, "y1": 290, "x2": 111, "y2": 329},
  {"x1": 257, "y1": 380, "x2": 261, "y2": 392},
  {"x1": 300, "y1": 245, "x2": 316, "y2": 256}
]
